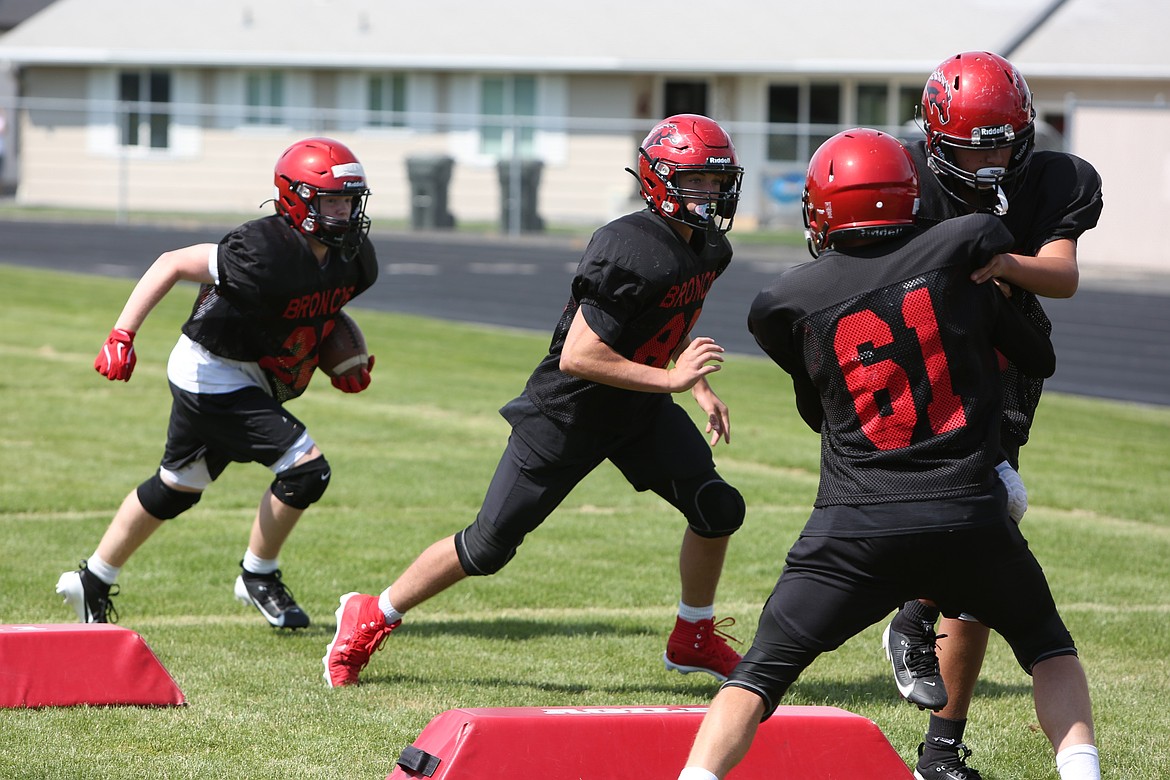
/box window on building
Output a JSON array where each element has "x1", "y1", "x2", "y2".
[
  {"x1": 481, "y1": 75, "x2": 536, "y2": 158},
  {"x1": 898, "y1": 85, "x2": 921, "y2": 126},
  {"x1": 808, "y1": 83, "x2": 840, "y2": 154},
  {"x1": 245, "y1": 71, "x2": 284, "y2": 126},
  {"x1": 118, "y1": 70, "x2": 170, "y2": 149},
  {"x1": 857, "y1": 83, "x2": 888, "y2": 126},
  {"x1": 663, "y1": 80, "x2": 708, "y2": 117},
  {"x1": 767, "y1": 83, "x2": 840, "y2": 162},
  {"x1": 367, "y1": 73, "x2": 407, "y2": 128}
]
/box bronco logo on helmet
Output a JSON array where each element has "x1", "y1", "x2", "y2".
[{"x1": 923, "y1": 68, "x2": 952, "y2": 127}]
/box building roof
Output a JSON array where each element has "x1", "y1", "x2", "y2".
[
  {"x1": 2, "y1": 0, "x2": 1163, "y2": 79},
  {"x1": 0, "y1": 0, "x2": 55, "y2": 33}
]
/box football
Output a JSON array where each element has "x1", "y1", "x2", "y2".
[{"x1": 318, "y1": 310, "x2": 368, "y2": 378}]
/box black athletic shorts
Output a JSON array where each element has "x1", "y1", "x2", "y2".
[
  {"x1": 728, "y1": 517, "x2": 1076, "y2": 717},
  {"x1": 160, "y1": 383, "x2": 308, "y2": 478},
  {"x1": 456, "y1": 395, "x2": 716, "y2": 573}
]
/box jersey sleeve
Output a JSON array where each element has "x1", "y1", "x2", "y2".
[
  {"x1": 571, "y1": 230, "x2": 655, "y2": 347},
  {"x1": 990, "y1": 290, "x2": 1056, "y2": 379},
  {"x1": 1018, "y1": 153, "x2": 1103, "y2": 252},
  {"x1": 350, "y1": 238, "x2": 379, "y2": 297},
  {"x1": 749, "y1": 273, "x2": 823, "y2": 432},
  {"x1": 214, "y1": 220, "x2": 296, "y2": 318}
]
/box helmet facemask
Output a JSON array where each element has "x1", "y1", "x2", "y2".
[
  {"x1": 926, "y1": 120, "x2": 1035, "y2": 215},
  {"x1": 640, "y1": 152, "x2": 744, "y2": 235},
  {"x1": 286, "y1": 181, "x2": 371, "y2": 254}
]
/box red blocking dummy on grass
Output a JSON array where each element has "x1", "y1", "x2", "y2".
[
  {"x1": 386, "y1": 705, "x2": 913, "y2": 779},
  {"x1": 0, "y1": 624, "x2": 185, "y2": 708}
]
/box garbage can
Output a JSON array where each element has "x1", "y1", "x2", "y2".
[
  {"x1": 405, "y1": 155, "x2": 456, "y2": 230},
  {"x1": 497, "y1": 159, "x2": 544, "y2": 233}
]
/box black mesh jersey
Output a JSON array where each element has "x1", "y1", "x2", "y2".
[
  {"x1": 181, "y1": 215, "x2": 378, "y2": 403},
  {"x1": 909, "y1": 141, "x2": 1103, "y2": 455},
  {"x1": 519, "y1": 209, "x2": 732, "y2": 436},
  {"x1": 749, "y1": 213, "x2": 1055, "y2": 528}
]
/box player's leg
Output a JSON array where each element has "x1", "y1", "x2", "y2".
[
  {"x1": 680, "y1": 686, "x2": 765, "y2": 780},
  {"x1": 189, "y1": 389, "x2": 324, "y2": 629},
  {"x1": 57, "y1": 392, "x2": 206, "y2": 623},
  {"x1": 678, "y1": 528, "x2": 728, "y2": 609},
  {"x1": 233, "y1": 445, "x2": 330, "y2": 629},
  {"x1": 911, "y1": 617, "x2": 991, "y2": 778},
  {"x1": 1033, "y1": 654, "x2": 1098, "y2": 777},
  {"x1": 948, "y1": 520, "x2": 1098, "y2": 780},
  {"x1": 323, "y1": 424, "x2": 598, "y2": 687},
  {"x1": 679, "y1": 533, "x2": 907, "y2": 780},
  {"x1": 615, "y1": 401, "x2": 745, "y2": 681}
]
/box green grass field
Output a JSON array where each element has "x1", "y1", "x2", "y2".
[{"x1": 1, "y1": 263, "x2": 1168, "y2": 779}]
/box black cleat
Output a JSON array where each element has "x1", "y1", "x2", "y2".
[
  {"x1": 883, "y1": 619, "x2": 948, "y2": 711},
  {"x1": 234, "y1": 565, "x2": 310, "y2": 629},
  {"x1": 56, "y1": 560, "x2": 119, "y2": 623},
  {"x1": 914, "y1": 741, "x2": 983, "y2": 780}
]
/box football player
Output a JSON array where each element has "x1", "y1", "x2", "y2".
[
  {"x1": 882, "y1": 51, "x2": 1103, "y2": 780},
  {"x1": 678, "y1": 128, "x2": 1099, "y2": 780},
  {"x1": 56, "y1": 137, "x2": 378, "y2": 630},
  {"x1": 323, "y1": 114, "x2": 747, "y2": 688}
]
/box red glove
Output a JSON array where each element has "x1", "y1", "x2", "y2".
[
  {"x1": 331, "y1": 354, "x2": 374, "y2": 393},
  {"x1": 95, "y1": 327, "x2": 137, "y2": 381}
]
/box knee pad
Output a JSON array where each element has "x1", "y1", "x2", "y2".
[
  {"x1": 668, "y1": 472, "x2": 745, "y2": 538},
  {"x1": 271, "y1": 457, "x2": 331, "y2": 510},
  {"x1": 137, "y1": 473, "x2": 202, "y2": 520},
  {"x1": 454, "y1": 525, "x2": 518, "y2": 576}
]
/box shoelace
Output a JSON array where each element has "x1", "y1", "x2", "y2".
[
  {"x1": 699, "y1": 617, "x2": 743, "y2": 664},
  {"x1": 341, "y1": 620, "x2": 399, "y2": 669},
  {"x1": 248, "y1": 570, "x2": 299, "y2": 610},
  {"x1": 709, "y1": 616, "x2": 741, "y2": 645},
  {"x1": 904, "y1": 624, "x2": 947, "y2": 677},
  {"x1": 98, "y1": 584, "x2": 120, "y2": 624}
]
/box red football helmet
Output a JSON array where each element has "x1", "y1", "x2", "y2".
[
  {"x1": 274, "y1": 137, "x2": 371, "y2": 252},
  {"x1": 803, "y1": 128, "x2": 919, "y2": 258},
  {"x1": 921, "y1": 51, "x2": 1036, "y2": 208},
  {"x1": 630, "y1": 114, "x2": 743, "y2": 234}
]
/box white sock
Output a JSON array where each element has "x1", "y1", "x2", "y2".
[
  {"x1": 379, "y1": 588, "x2": 404, "y2": 624},
  {"x1": 678, "y1": 601, "x2": 715, "y2": 623},
  {"x1": 1056, "y1": 744, "x2": 1100, "y2": 780},
  {"x1": 242, "y1": 551, "x2": 278, "y2": 575},
  {"x1": 678, "y1": 768, "x2": 719, "y2": 780},
  {"x1": 85, "y1": 554, "x2": 120, "y2": 585}
]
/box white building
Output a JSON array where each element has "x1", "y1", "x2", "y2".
[{"x1": 0, "y1": 0, "x2": 1166, "y2": 270}]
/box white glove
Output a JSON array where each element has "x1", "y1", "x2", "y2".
[{"x1": 996, "y1": 460, "x2": 1028, "y2": 523}]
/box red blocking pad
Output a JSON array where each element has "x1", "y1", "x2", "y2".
[
  {"x1": 387, "y1": 705, "x2": 913, "y2": 779},
  {"x1": 0, "y1": 624, "x2": 185, "y2": 708}
]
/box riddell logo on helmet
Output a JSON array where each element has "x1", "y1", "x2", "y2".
[
  {"x1": 331, "y1": 162, "x2": 365, "y2": 180},
  {"x1": 707, "y1": 156, "x2": 733, "y2": 164},
  {"x1": 974, "y1": 125, "x2": 1013, "y2": 140}
]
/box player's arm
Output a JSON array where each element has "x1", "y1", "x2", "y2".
[
  {"x1": 113, "y1": 244, "x2": 217, "y2": 332},
  {"x1": 95, "y1": 244, "x2": 216, "y2": 381},
  {"x1": 970, "y1": 238, "x2": 1078, "y2": 298},
  {"x1": 560, "y1": 306, "x2": 724, "y2": 394},
  {"x1": 991, "y1": 294, "x2": 1056, "y2": 379}
]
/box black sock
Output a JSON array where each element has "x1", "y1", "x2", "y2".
[
  {"x1": 920, "y1": 714, "x2": 966, "y2": 766},
  {"x1": 893, "y1": 599, "x2": 940, "y2": 633}
]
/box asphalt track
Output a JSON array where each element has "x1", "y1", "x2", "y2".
[{"x1": 3, "y1": 218, "x2": 1168, "y2": 408}]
